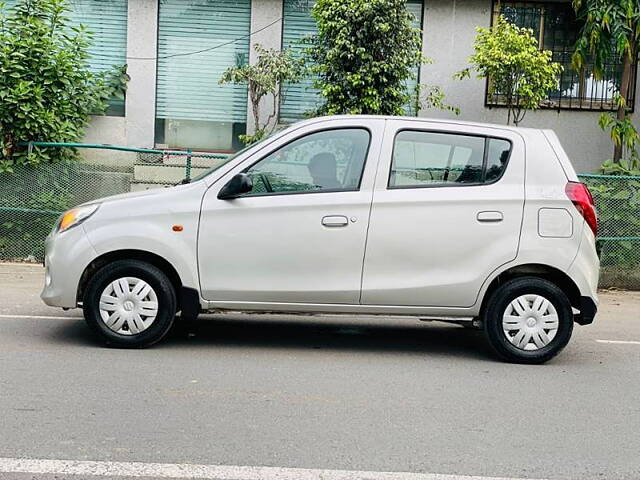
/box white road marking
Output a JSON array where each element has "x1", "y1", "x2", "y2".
[
  {"x1": 0, "y1": 314, "x2": 81, "y2": 320},
  {"x1": 0, "y1": 458, "x2": 545, "y2": 480},
  {"x1": 596, "y1": 339, "x2": 640, "y2": 345}
]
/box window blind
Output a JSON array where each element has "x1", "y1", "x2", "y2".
[
  {"x1": 280, "y1": 0, "x2": 321, "y2": 123},
  {"x1": 3, "y1": 0, "x2": 127, "y2": 74},
  {"x1": 280, "y1": 0, "x2": 424, "y2": 122},
  {"x1": 68, "y1": 0, "x2": 128, "y2": 75},
  {"x1": 155, "y1": 0, "x2": 251, "y2": 123},
  {"x1": 3, "y1": 0, "x2": 128, "y2": 115}
]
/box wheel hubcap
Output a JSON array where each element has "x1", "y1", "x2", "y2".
[
  {"x1": 502, "y1": 294, "x2": 559, "y2": 351},
  {"x1": 98, "y1": 277, "x2": 159, "y2": 335}
]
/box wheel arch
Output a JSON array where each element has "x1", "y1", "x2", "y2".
[
  {"x1": 76, "y1": 249, "x2": 199, "y2": 316},
  {"x1": 479, "y1": 263, "x2": 581, "y2": 317}
]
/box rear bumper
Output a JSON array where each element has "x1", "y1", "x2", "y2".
[
  {"x1": 576, "y1": 296, "x2": 597, "y2": 325},
  {"x1": 567, "y1": 224, "x2": 600, "y2": 320}
]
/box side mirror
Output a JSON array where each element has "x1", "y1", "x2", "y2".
[{"x1": 217, "y1": 173, "x2": 253, "y2": 200}]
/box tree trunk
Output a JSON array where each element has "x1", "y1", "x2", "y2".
[
  {"x1": 614, "y1": 51, "x2": 634, "y2": 163},
  {"x1": 249, "y1": 82, "x2": 261, "y2": 134}
]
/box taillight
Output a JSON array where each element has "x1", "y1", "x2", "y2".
[{"x1": 565, "y1": 182, "x2": 598, "y2": 236}]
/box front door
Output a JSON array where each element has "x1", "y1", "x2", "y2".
[
  {"x1": 361, "y1": 121, "x2": 525, "y2": 308},
  {"x1": 198, "y1": 120, "x2": 383, "y2": 304}
]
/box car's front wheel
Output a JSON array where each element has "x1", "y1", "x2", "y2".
[
  {"x1": 83, "y1": 259, "x2": 177, "y2": 348},
  {"x1": 483, "y1": 277, "x2": 573, "y2": 364}
]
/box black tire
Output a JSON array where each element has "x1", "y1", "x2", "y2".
[
  {"x1": 483, "y1": 277, "x2": 573, "y2": 364},
  {"x1": 83, "y1": 259, "x2": 177, "y2": 348}
]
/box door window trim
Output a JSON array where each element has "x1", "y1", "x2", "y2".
[
  {"x1": 236, "y1": 127, "x2": 373, "y2": 198},
  {"x1": 387, "y1": 129, "x2": 513, "y2": 190}
]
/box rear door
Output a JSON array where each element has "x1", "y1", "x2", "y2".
[{"x1": 361, "y1": 120, "x2": 525, "y2": 307}]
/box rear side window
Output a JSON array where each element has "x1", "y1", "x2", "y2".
[{"x1": 389, "y1": 131, "x2": 512, "y2": 188}]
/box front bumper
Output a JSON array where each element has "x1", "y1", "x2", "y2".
[{"x1": 41, "y1": 226, "x2": 97, "y2": 308}]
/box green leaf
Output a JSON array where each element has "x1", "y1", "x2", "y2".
[
  {"x1": 611, "y1": 190, "x2": 632, "y2": 200},
  {"x1": 306, "y1": 0, "x2": 430, "y2": 116},
  {"x1": 0, "y1": 0, "x2": 122, "y2": 170}
]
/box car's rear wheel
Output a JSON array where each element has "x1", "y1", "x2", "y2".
[
  {"x1": 483, "y1": 277, "x2": 573, "y2": 364},
  {"x1": 83, "y1": 260, "x2": 176, "y2": 348}
]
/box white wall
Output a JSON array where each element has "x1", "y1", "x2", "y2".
[
  {"x1": 246, "y1": 0, "x2": 284, "y2": 135},
  {"x1": 81, "y1": 116, "x2": 135, "y2": 166},
  {"x1": 84, "y1": 0, "x2": 283, "y2": 153},
  {"x1": 124, "y1": 0, "x2": 159, "y2": 148},
  {"x1": 419, "y1": 0, "x2": 631, "y2": 173},
  {"x1": 79, "y1": 0, "x2": 635, "y2": 173},
  {"x1": 80, "y1": 0, "x2": 158, "y2": 167}
]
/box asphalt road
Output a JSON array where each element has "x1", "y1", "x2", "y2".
[{"x1": 0, "y1": 263, "x2": 639, "y2": 480}]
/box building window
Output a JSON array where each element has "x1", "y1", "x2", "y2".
[
  {"x1": 389, "y1": 131, "x2": 511, "y2": 188},
  {"x1": 70, "y1": 0, "x2": 128, "y2": 116},
  {"x1": 155, "y1": 0, "x2": 251, "y2": 152},
  {"x1": 280, "y1": 0, "x2": 424, "y2": 123},
  {"x1": 489, "y1": 1, "x2": 637, "y2": 111},
  {"x1": 4, "y1": 0, "x2": 128, "y2": 116},
  {"x1": 280, "y1": 0, "x2": 322, "y2": 123}
]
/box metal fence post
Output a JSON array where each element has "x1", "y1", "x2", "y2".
[{"x1": 186, "y1": 149, "x2": 192, "y2": 183}]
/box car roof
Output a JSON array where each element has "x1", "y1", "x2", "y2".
[{"x1": 294, "y1": 114, "x2": 542, "y2": 134}]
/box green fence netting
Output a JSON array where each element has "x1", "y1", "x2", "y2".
[
  {"x1": 580, "y1": 174, "x2": 640, "y2": 289},
  {"x1": 0, "y1": 144, "x2": 639, "y2": 289},
  {"x1": 0, "y1": 143, "x2": 229, "y2": 260},
  {"x1": 0, "y1": 161, "x2": 132, "y2": 260}
]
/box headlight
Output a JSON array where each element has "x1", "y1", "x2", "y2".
[{"x1": 56, "y1": 204, "x2": 100, "y2": 234}]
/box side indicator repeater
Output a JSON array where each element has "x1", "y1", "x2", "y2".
[{"x1": 172, "y1": 225, "x2": 184, "y2": 232}]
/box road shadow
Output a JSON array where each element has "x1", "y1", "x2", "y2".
[
  {"x1": 167, "y1": 314, "x2": 493, "y2": 360},
  {"x1": 46, "y1": 314, "x2": 493, "y2": 361}
]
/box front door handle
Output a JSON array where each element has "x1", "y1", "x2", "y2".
[
  {"x1": 477, "y1": 211, "x2": 503, "y2": 223},
  {"x1": 322, "y1": 215, "x2": 349, "y2": 227}
]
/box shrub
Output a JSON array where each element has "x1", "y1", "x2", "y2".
[
  {"x1": 307, "y1": 0, "x2": 424, "y2": 115},
  {"x1": 455, "y1": 16, "x2": 562, "y2": 126},
  {"x1": 220, "y1": 44, "x2": 304, "y2": 145},
  {"x1": 0, "y1": 0, "x2": 124, "y2": 172},
  {"x1": 573, "y1": 0, "x2": 639, "y2": 165}
]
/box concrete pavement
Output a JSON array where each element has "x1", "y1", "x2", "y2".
[{"x1": 0, "y1": 263, "x2": 639, "y2": 480}]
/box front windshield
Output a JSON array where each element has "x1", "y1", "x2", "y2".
[
  {"x1": 188, "y1": 130, "x2": 282, "y2": 183},
  {"x1": 188, "y1": 138, "x2": 267, "y2": 183},
  {"x1": 188, "y1": 147, "x2": 248, "y2": 183}
]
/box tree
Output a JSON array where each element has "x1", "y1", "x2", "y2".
[
  {"x1": 0, "y1": 0, "x2": 125, "y2": 172},
  {"x1": 573, "y1": 0, "x2": 640, "y2": 169},
  {"x1": 413, "y1": 83, "x2": 460, "y2": 116},
  {"x1": 220, "y1": 44, "x2": 304, "y2": 145},
  {"x1": 307, "y1": 0, "x2": 424, "y2": 116},
  {"x1": 455, "y1": 16, "x2": 562, "y2": 126}
]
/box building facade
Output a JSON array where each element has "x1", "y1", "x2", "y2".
[{"x1": 15, "y1": 0, "x2": 640, "y2": 173}]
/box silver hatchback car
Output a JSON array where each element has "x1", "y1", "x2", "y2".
[{"x1": 42, "y1": 116, "x2": 599, "y2": 363}]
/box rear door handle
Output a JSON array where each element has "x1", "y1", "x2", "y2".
[
  {"x1": 322, "y1": 215, "x2": 349, "y2": 227},
  {"x1": 477, "y1": 211, "x2": 503, "y2": 223}
]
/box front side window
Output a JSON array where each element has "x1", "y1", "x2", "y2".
[
  {"x1": 243, "y1": 128, "x2": 370, "y2": 196},
  {"x1": 490, "y1": 1, "x2": 637, "y2": 111},
  {"x1": 389, "y1": 131, "x2": 511, "y2": 188}
]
